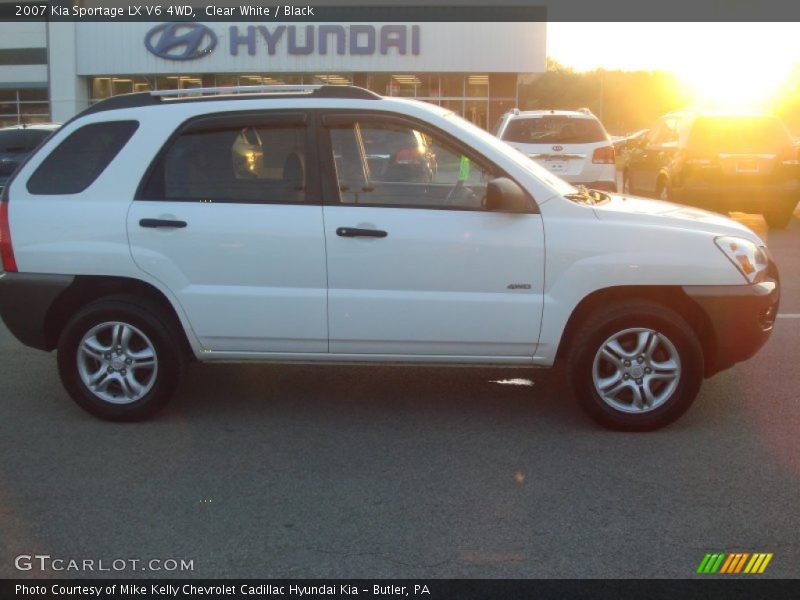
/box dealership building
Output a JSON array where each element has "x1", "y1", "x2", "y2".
[{"x1": 0, "y1": 20, "x2": 545, "y2": 129}]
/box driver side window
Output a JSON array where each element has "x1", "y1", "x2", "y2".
[{"x1": 329, "y1": 120, "x2": 495, "y2": 210}]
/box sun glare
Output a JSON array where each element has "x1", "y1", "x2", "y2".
[
  {"x1": 674, "y1": 31, "x2": 794, "y2": 111},
  {"x1": 548, "y1": 22, "x2": 800, "y2": 112}
]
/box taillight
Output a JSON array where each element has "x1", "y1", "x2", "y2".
[
  {"x1": 592, "y1": 145, "x2": 615, "y2": 164},
  {"x1": 0, "y1": 200, "x2": 17, "y2": 272}
]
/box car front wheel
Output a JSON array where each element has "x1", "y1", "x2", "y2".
[
  {"x1": 57, "y1": 296, "x2": 185, "y2": 421},
  {"x1": 622, "y1": 171, "x2": 633, "y2": 195},
  {"x1": 568, "y1": 300, "x2": 704, "y2": 431}
]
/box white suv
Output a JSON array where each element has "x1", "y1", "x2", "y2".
[
  {"x1": 494, "y1": 109, "x2": 617, "y2": 192},
  {"x1": 0, "y1": 85, "x2": 780, "y2": 430}
]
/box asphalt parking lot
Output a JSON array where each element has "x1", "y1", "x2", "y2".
[{"x1": 1, "y1": 207, "x2": 799, "y2": 580}]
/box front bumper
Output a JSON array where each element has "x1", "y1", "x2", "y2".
[{"x1": 683, "y1": 269, "x2": 780, "y2": 377}]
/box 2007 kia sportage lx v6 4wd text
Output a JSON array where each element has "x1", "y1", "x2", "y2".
[{"x1": 0, "y1": 85, "x2": 780, "y2": 430}]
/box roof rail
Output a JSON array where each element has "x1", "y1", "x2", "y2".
[
  {"x1": 151, "y1": 84, "x2": 323, "y2": 98},
  {"x1": 80, "y1": 84, "x2": 381, "y2": 117}
]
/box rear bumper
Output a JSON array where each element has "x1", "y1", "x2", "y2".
[
  {"x1": 683, "y1": 271, "x2": 780, "y2": 377},
  {"x1": 672, "y1": 181, "x2": 800, "y2": 210},
  {"x1": 0, "y1": 272, "x2": 74, "y2": 351}
]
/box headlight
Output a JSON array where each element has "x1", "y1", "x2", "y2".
[{"x1": 714, "y1": 236, "x2": 769, "y2": 283}]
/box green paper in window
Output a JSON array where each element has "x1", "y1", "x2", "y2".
[{"x1": 458, "y1": 155, "x2": 471, "y2": 181}]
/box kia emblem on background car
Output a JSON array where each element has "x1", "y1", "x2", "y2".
[{"x1": 145, "y1": 23, "x2": 217, "y2": 61}]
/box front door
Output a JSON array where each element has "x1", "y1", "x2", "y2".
[{"x1": 320, "y1": 113, "x2": 545, "y2": 358}]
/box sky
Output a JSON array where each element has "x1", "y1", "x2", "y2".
[
  {"x1": 547, "y1": 22, "x2": 800, "y2": 108},
  {"x1": 547, "y1": 23, "x2": 800, "y2": 72}
]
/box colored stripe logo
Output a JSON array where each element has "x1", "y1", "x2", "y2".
[{"x1": 697, "y1": 552, "x2": 773, "y2": 574}]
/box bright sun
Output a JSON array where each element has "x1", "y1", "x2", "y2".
[
  {"x1": 675, "y1": 33, "x2": 794, "y2": 111},
  {"x1": 548, "y1": 22, "x2": 800, "y2": 111}
]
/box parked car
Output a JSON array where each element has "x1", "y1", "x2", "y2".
[
  {"x1": 612, "y1": 128, "x2": 649, "y2": 152},
  {"x1": 0, "y1": 86, "x2": 779, "y2": 430},
  {"x1": 623, "y1": 112, "x2": 799, "y2": 228},
  {"x1": 0, "y1": 123, "x2": 60, "y2": 189},
  {"x1": 494, "y1": 108, "x2": 617, "y2": 192}
]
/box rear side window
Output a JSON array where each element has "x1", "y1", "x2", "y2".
[
  {"x1": 688, "y1": 116, "x2": 793, "y2": 154},
  {"x1": 140, "y1": 115, "x2": 308, "y2": 204},
  {"x1": 501, "y1": 116, "x2": 607, "y2": 144},
  {"x1": 27, "y1": 121, "x2": 138, "y2": 195}
]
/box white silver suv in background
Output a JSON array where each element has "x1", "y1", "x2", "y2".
[
  {"x1": 494, "y1": 109, "x2": 617, "y2": 192},
  {"x1": 0, "y1": 85, "x2": 780, "y2": 430}
]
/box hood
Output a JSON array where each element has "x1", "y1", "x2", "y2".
[{"x1": 592, "y1": 193, "x2": 763, "y2": 244}]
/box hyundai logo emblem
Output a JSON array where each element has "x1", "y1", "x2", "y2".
[
  {"x1": 145, "y1": 23, "x2": 217, "y2": 61},
  {"x1": 552, "y1": 145, "x2": 563, "y2": 152}
]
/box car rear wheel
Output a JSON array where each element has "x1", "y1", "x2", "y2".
[
  {"x1": 57, "y1": 296, "x2": 185, "y2": 421},
  {"x1": 763, "y1": 201, "x2": 796, "y2": 230},
  {"x1": 656, "y1": 178, "x2": 671, "y2": 201},
  {"x1": 567, "y1": 300, "x2": 704, "y2": 431}
]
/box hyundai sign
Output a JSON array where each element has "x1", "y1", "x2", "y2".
[
  {"x1": 75, "y1": 22, "x2": 545, "y2": 75},
  {"x1": 145, "y1": 23, "x2": 218, "y2": 61},
  {"x1": 144, "y1": 23, "x2": 421, "y2": 60}
]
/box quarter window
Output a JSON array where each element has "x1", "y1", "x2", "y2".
[
  {"x1": 329, "y1": 120, "x2": 496, "y2": 210},
  {"x1": 142, "y1": 119, "x2": 308, "y2": 204},
  {"x1": 26, "y1": 121, "x2": 138, "y2": 195}
]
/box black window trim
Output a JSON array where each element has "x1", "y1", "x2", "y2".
[
  {"x1": 317, "y1": 110, "x2": 539, "y2": 214},
  {"x1": 135, "y1": 110, "x2": 320, "y2": 206}
]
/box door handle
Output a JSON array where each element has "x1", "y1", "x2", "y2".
[
  {"x1": 139, "y1": 218, "x2": 187, "y2": 229},
  {"x1": 336, "y1": 227, "x2": 387, "y2": 238}
]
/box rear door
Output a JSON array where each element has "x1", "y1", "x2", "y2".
[
  {"x1": 320, "y1": 112, "x2": 545, "y2": 358},
  {"x1": 128, "y1": 111, "x2": 328, "y2": 353}
]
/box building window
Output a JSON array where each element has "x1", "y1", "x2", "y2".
[
  {"x1": 0, "y1": 88, "x2": 50, "y2": 127},
  {"x1": 88, "y1": 71, "x2": 517, "y2": 129}
]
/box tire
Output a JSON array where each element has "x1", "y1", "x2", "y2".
[
  {"x1": 622, "y1": 171, "x2": 633, "y2": 195},
  {"x1": 567, "y1": 300, "x2": 704, "y2": 431},
  {"x1": 57, "y1": 296, "x2": 186, "y2": 421},
  {"x1": 656, "y1": 177, "x2": 671, "y2": 201},
  {"x1": 763, "y1": 201, "x2": 795, "y2": 230}
]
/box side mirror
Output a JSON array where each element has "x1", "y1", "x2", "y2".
[{"x1": 485, "y1": 177, "x2": 531, "y2": 212}]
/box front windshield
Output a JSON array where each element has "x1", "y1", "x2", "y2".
[{"x1": 443, "y1": 111, "x2": 577, "y2": 197}]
